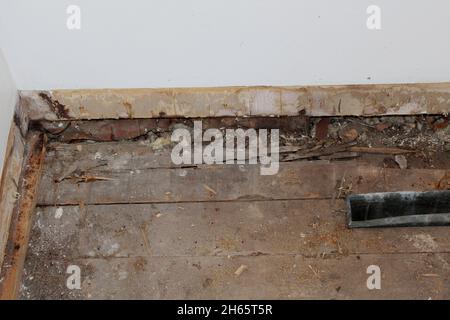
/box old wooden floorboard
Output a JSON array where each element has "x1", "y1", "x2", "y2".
[
  {"x1": 37, "y1": 160, "x2": 448, "y2": 206},
  {"x1": 44, "y1": 140, "x2": 450, "y2": 172},
  {"x1": 29, "y1": 201, "x2": 450, "y2": 257},
  {"x1": 20, "y1": 254, "x2": 450, "y2": 299},
  {"x1": 20, "y1": 140, "x2": 450, "y2": 299}
]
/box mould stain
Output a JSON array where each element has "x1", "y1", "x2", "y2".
[{"x1": 122, "y1": 102, "x2": 134, "y2": 118}]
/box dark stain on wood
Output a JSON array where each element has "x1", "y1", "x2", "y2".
[
  {"x1": 315, "y1": 118, "x2": 330, "y2": 140},
  {"x1": 38, "y1": 92, "x2": 71, "y2": 119}
]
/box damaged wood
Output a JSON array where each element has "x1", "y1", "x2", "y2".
[
  {"x1": 19, "y1": 83, "x2": 450, "y2": 121},
  {"x1": 0, "y1": 132, "x2": 46, "y2": 300},
  {"x1": 35, "y1": 116, "x2": 307, "y2": 142},
  {"x1": 0, "y1": 123, "x2": 25, "y2": 271},
  {"x1": 0, "y1": 112, "x2": 448, "y2": 299}
]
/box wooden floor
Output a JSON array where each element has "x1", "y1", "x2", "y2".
[{"x1": 19, "y1": 140, "x2": 450, "y2": 299}]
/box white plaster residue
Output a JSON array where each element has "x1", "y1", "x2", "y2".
[{"x1": 54, "y1": 207, "x2": 64, "y2": 219}]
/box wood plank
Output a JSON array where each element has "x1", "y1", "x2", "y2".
[
  {"x1": 45, "y1": 141, "x2": 184, "y2": 175},
  {"x1": 36, "y1": 159, "x2": 449, "y2": 205},
  {"x1": 29, "y1": 201, "x2": 450, "y2": 259},
  {"x1": 43, "y1": 138, "x2": 450, "y2": 179},
  {"x1": 42, "y1": 140, "x2": 364, "y2": 174},
  {"x1": 19, "y1": 253, "x2": 450, "y2": 299},
  {"x1": 0, "y1": 132, "x2": 46, "y2": 300}
]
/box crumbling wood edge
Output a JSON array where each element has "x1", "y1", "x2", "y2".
[
  {"x1": 19, "y1": 83, "x2": 450, "y2": 121},
  {"x1": 0, "y1": 131, "x2": 46, "y2": 300}
]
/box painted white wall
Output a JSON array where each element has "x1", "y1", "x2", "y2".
[
  {"x1": 0, "y1": 49, "x2": 17, "y2": 170},
  {"x1": 1, "y1": 0, "x2": 450, "y2": 90}
]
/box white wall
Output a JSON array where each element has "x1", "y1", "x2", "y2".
[
  {"x1": 0, "y1": 49, "x2": 17, "y2": 170},
  {"x1": 1, "y1": 0, "x2": 450, "y2": 90}
]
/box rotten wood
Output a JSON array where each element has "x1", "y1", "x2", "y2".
[{"x1": 0, "y1": 131, "x2": 46, "y2": 300}]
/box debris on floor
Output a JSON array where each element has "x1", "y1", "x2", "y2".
[
  {"x1": 395, "y1": 155, "x2": 408, "y2": 170},
  {"x1": 234, "y1": 265, "x2": 248, "y2": 277},
  {"x1": 293, "y1": 115, "x2": 449, "y2": 169},
  {"x1": 39, "y1": 115, "x2": 449, "y2": 170}
]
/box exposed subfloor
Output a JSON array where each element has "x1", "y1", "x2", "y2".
[{"x1": 19, "y1": 119, "x2": 450, "y2": 299}]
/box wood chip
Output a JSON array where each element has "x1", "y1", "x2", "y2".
[
  {"x1": 395, "y1": 155, "x2": 408, "y2": 170},
  {"x1": 75, "y1": 175, "x2": 114, "y2": 183},
  {"x1": 203, "y1": 184, "x2": 217, "y2": 195},
  {"x1": 339, "y1": 127, "x2": 359, "y2": 142},
  {"x1": 234, "y1": 265, "x2": 248, "y2": 277},
  {"x1": 308, "y1": 264, "x2": 320, "y2": 278}
]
